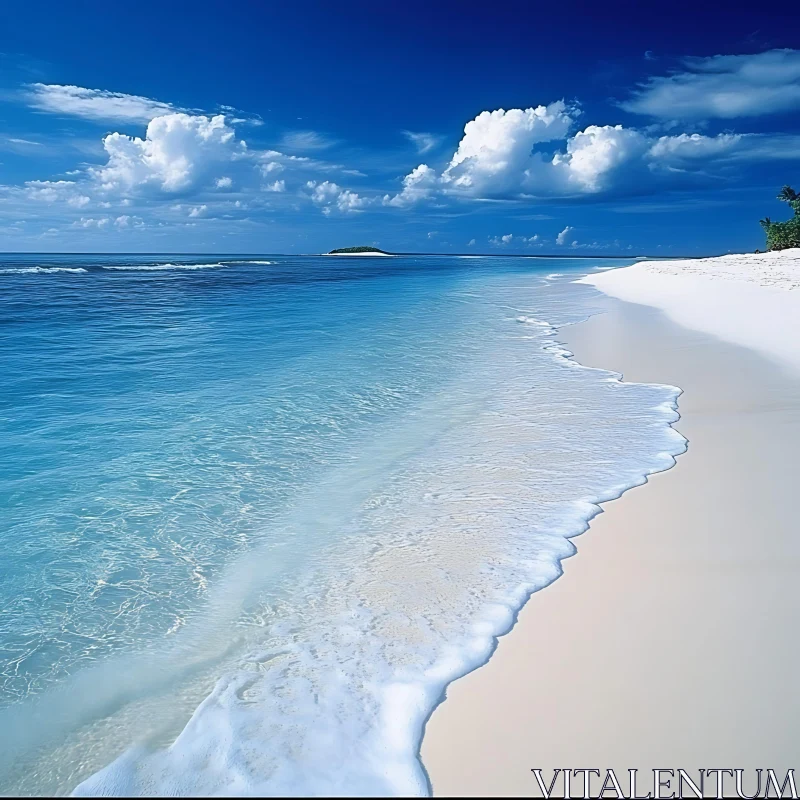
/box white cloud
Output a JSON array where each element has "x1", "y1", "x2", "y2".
[
  {"x1": 489, "y1": 233, "x2": 514, "y2": 246},
  {"x1": 467, "y1": 238, "x2": 476, "y2": 246},
  {"x1": 92, "y1": 113, "x2": 243, "y2": 194},
  {"x1": 10, "y1": 77, "x2": 800, "y2": 238},
  {"x1": 441, "y1": 102, "x2": 578, "y2": 196},
  {"x1": 489, "y1": 233, "x2": 540, "y2": 246},
  {"x1": 647, "y1": 132, "x2": 743, "y2": 160},
  {"x1": 0, "y1": 136, "x2": 44, "y2": 154},
  {"x1": 24, "y1": 180, "x2": 91, "y2": 207},
  {"x1": 556, "y1": 226, "x2": 575, "y2": 245},
  {"x1": 24, "y1": 180, "x2": 74, "y2": 202},
  {"x1": 114, "y1": 215, "x2": 144, "y2": 228},
  {"x1": 307, "y1": 180, "x2": 368, "y2": 214},
  {"x1": 281, "y1": 131, "x2": 336, "y2": 150},
  {"x1": 620, "y1": 49, "x2": 800, "y2": 119},
  {"x1": 254, "y1": 149, "x2": 358, "y2": 180},
  {"x1": 647, "y1": 132, "x2": 800, "y2": 164},
  {"x1": 25, "y1": 84, "x2": 177, "y2": 122},
  {"x1": 387, "y1": 101, "x2": 800, "y2": 204},
  {"x1": 389, "y1": 104, "x2": 652, "y2": 202},
  {"x1": 73, "y1": 217, "x2": 110, "y2": 229},
  {"x1": 383, "y1": 164, "x2": 437, "y2": 207},
  {"x1": 259, "y1": 161, "x2": 284, "y2": 175},
  {"x1": 335, "y1": 188, "x2": 368, "y2": 212},
  {"x1": 402, "y1": 131, "x2": 441, "y2": 154},
  {"x1": 553, "y1": 125, "x2": 649, "y2": 192}
]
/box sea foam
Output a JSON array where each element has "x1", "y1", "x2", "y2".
[
  {"x1": 71, "y1": 296, "x2": 684, "y2": 797},
  {"x1": 102, "y1": 262, "x2": 226, "y2": 271},
  {"x1": 0, "y1": 266, "x2": 88, "y2": 274},
  {"x1": 0, "y1": 255, "x2": 683, "y2": 797}
]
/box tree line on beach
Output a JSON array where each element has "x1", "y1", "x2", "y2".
[{"x1": 759, "y1": 186, "x2": 800, "y2": 251}]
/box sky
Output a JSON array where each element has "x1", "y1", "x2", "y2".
[{"x1": 1, "y1": 0, "x2": 799, "y2": 255}]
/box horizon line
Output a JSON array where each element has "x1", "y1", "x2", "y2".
[{"x1": 0, "y1": 250, "x2": 714, "y2": 259}]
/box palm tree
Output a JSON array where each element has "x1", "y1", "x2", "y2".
[{"x1": 777, "y1": 185, "x2": 798, "y2": 203}]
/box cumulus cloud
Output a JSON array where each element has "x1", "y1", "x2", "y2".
[
  {"x1": 5, "y1": 101, "x2": 373, "y2": 231},
  {"x1": 306, "y1": 180, "x2": 368, "y2": 214},
  {"x1": 402, "y1": 131, "x2": 442, "y2": 154},
  {"x1": 383, "y1": 164, "x2": 437, "y2": 207},
  {"x1": 552, "y1": 125, "x2": 649, "y2": 192},
  {"x1": 259, "y1": 160, "x2": 285, "y2": 175},
  {"x1": 335, "y1": 188, "x2": 368, "y2": 213},
  {"x1": 23, "y1": 180, "x2": 92, "y2": 208},
  {"x1": 620, "y1": 49, "x2": 800, "y2": 119},
  {"x1": 391, "y1": 104, "x2": 657, "y2": 202},
  {"x1": 556, "y1": 226, "x2": 575, "y2": 245},
  {"x1": 2, "y1": 85, "x2": 387, "y2": 237},
  {"x1": 91, "y1": 113, "x2": 244, "y2": 194},
  {"x1": 73, "y1": 217, "x2": 110, "y2": 229},
  {"x1": 114, "y1": 214, "x2": 144, "y2": 228},
  {"x1": 11, "y1": 75, "x2": 800, "y2": 238},
  {"x1": 441, "y1": 102, "x2": 578, "y2": 196},
  {"x1": 388, "y1": 101, "x2": 800, "y2": 205},
  {"x1": 25, "y1": 84, "x2": 177, "y2": 122},
  {"x1": 489, "y1": 233, "x2": 540, "y2": 246}
]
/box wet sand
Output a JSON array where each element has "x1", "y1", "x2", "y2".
[{"x1": 422, "y1": 297, "x2": 800, "y2": 797}]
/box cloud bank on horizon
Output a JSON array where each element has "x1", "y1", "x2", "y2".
[{"x1": 2, "y1": 49, "x2": 800, "y2": 251}]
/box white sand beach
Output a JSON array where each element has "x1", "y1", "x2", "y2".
[
  {"x1": 324, "y1": 251, "x2": 394, "y2": 256},
  {"x1": 580, "y1": 249, "x2": 800, "y2": 373},
  {"x1": 422, "y1": 250, "x2": 800, "y2": 796}
]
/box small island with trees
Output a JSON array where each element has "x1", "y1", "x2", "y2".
[
  {"x1": 327, "y1": 246, "x2": 393, "y2": 256},
  {"x1": 760, "y1": 186, "x2": 800, "y2": 251}
]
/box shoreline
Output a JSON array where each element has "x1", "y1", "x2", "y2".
[
  {"x1": 579, "y1": 249, "x2": 800, "y2": 373},
  {"x1": 421, "y1": 292, "x2": 800, "y2": 796}
]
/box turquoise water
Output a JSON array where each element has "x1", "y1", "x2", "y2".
[{"x1": 0, "y1": 254, "x2": 685, "y2": 795}]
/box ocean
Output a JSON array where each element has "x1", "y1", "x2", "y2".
[{"x1": 0, "y1": 253, "x2": 685, "y2": 795}]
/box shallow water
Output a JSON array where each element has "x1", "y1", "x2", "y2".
[{"x1": 0, "y1": 254, "x2": 685, "y2": 795}]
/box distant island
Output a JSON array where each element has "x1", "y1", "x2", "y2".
[{"x1": 327, "y1": 246, "x2": 393, "y2": 256}]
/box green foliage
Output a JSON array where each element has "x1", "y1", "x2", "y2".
[
  {"x1": 761, "y1": 186, "x2": 800, "y2": 251},
  {"x1": 328, "y1": 246, "x2": 388, "y2": 254}
]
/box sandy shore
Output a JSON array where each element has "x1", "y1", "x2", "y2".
[
  {"x1": 324, "y1": 251, "x2": 394, "y2": 256},
  {"x1": 421, "y1": 294, "x2": 800, "y2": 796},
  {"x1": 579, "y1": 249, "x2": 800, "y2": 373}
]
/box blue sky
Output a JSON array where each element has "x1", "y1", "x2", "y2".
[{"x1": 1, "y1": 0, "x2": 799, "y2": 255}]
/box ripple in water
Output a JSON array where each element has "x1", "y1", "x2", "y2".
[{"x1": 0, "y1": 254, "x2": 684, "y2": 795}]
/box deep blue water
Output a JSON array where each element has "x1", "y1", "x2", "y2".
[{"x1": 0, "y1": 254, "x2": 684, "y2": 795}]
